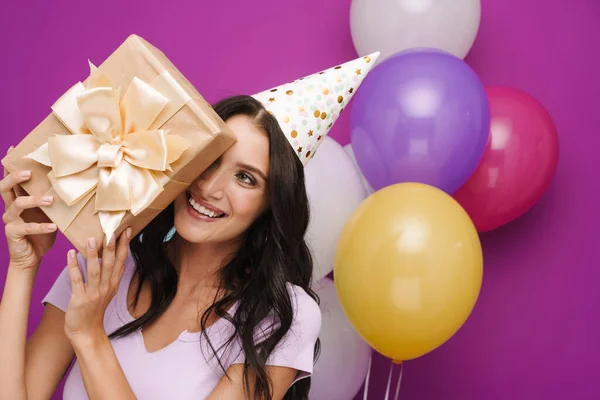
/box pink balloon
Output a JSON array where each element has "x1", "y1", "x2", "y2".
[{"x1": 453, "y1": 87, "x2": 559, "y2": 232}]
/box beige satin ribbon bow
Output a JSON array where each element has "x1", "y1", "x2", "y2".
[{"x1": 25, "y1": 62, "x2": 190, "y2": 243}]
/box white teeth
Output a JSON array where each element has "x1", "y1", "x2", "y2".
[{"x1": 188, "y1": 197, "x2": 222, "y2": 218}]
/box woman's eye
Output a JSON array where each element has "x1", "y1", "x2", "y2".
[{"x1": 236, "y1": 172, "x2": 255, "y2": 186}]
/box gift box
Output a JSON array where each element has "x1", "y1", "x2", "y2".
[{"x1": 1, "y1": 34, "x2": 236, "y2": 255}]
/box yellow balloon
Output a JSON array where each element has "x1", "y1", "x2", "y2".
[{"x1": 334, "y1": 183, "x2": 483, "y2": 362}]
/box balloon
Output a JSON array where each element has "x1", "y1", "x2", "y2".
[
  {"x1": 304, "y1": 137, "x2": 368, "y2": 281},
  {"x1": 453, "y1": 87, "x2": 559, "y2": 232},
  {"x1": 334, "y1": 183, "x2": 483, "y2": 362},
  {"x1": 309, "y1": 277, "x2": 372, "y2": 400},
  {"x1": 350, "y1": 0, "x2": 481, "y2": 63},
  {"x1": 350, "y1": 49, "x2": 490, "y2": 194},
  {"x1": 343, "y1": 143, "x2": 374, "y2": 195}
]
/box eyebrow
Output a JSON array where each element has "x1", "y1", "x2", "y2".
[{"x1": 237, "y1": 162, "x2": 268, "y2": 182}]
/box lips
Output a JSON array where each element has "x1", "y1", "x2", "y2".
[{"x1": 186, "y1": 191, "x2": 227, "y2": 218}]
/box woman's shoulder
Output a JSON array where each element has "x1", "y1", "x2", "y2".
[
  {"x1": 284, "y1": 283, "x2": 322, "y2": 330},
  {"x1": 249, "y1": 283, "x2": 321, "y2": 377},
  {"x1": 229, "y1": 283, "x2": 322, "y2": 377}
]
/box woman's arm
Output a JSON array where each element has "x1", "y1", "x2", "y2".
[
  {"x1": 69, "y1": 333, "x2": 136, "y2": 400},
  {"x1": 208, "y1": 364, "x2": 297, "y2": 400},
  {"x1": 0, "y1": 267, "x2": 36, "y2": 400},
  {"x1": 0, "y1": 267, "x2": 75, "y2": 400},
  {"x1": 62, "y1": 231, "x2": 135, "y2": 400},
  {"x1": 0, "y1": 159, "x2": 69, "y2": 399}
]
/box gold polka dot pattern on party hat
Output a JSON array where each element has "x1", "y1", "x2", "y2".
[{"x1": 252, "y1": 51, "x2": 380, "y2": 167}]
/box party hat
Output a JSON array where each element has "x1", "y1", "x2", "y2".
[{"x1": 252, "y1": 51, "x2": 380, "y2": 166}]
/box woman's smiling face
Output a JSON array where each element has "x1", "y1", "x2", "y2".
[{"x1": 173, "y1": 114, "x2": 270, "y2": 246}]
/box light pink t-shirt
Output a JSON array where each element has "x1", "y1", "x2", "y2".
[{"x1": 42, "y1": 251, "x2": 322, "y2": 399}]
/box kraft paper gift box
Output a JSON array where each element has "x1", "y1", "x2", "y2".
[{"x1": 1, "y1": 34, "x2": 236, "y2": 256}]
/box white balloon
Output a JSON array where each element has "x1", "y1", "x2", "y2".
[
  {"x1": 350, "y1": 0, "x2": 481, "y2": 62},
  {"x1": 310, "y1": 278, "x2": 372, "y2": 400},
  {"x1": 304, "y1": 137, "x2": 367, "y2": 281},
  {"x1": 342, "y1": 144, "x2": 374, "y2": 196}
]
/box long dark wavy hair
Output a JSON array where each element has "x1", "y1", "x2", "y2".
[{"x1": 108, "y1": 95, "x2": 320, "y2": 399}]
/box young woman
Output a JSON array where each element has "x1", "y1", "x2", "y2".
[{"x1": 0, "y1": 95, "x2": 322, "y2": 400}]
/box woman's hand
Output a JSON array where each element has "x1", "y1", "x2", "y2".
[
  {"x1": 1, "y1": 148, "x2": 58, "y2": 273},
  {"x1": 64, "y1": 228, "x2": 132, "y2": 345}
]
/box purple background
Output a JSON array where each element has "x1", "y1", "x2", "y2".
[{"x1": 0, "y1": 1, "x2": 598, "y2": 399}]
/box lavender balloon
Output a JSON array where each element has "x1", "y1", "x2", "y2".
[{"x1": 350, "y1": 48, "x2": 490, "y2": 194}]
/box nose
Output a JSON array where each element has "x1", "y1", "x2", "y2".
[{"x1": 196, "y1": 164, "x2": 226, "y2": 200}]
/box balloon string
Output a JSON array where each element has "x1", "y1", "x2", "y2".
[
  {"x1": 362, "y1": 354, "x2": 373, "y2": 400},
  {"x1": 393, "y1": 363, "x2": 403, "y2": 400},
  {"x1": 384, "y1": 361, "x2": 394, "y2": 400}
]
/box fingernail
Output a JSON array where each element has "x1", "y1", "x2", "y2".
[
  {"x1": 68, "y1": 249, "x2": 76, "y2": 259},
  {"x1": 109, "y1": 234, "x2": 116, "y2": 246},
  {"x1": 88, "y1": 237, "x2": 96, "y2": 249},
  {"x1": 20, "y1": 170, "x2": 31, "y2": 178},
  {"x1": 42, "y1": 196, "x2": 53, "y2": 203},
  {"x1": 47, "y1": 224, "x2": 57, "y2": 232},
  {"x1": 126, "y1": 227, "x2": 132, "y2": 238}
]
